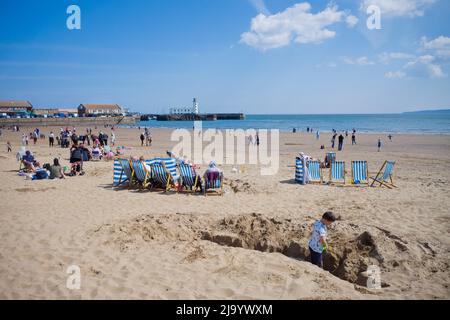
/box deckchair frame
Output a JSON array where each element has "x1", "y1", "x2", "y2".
[
  {"x1": 308, "y1": 160, "x2": 323, "y2": 184},
  {"x1": 204, "y1": 172, "x2": 224, "y2": 196},
  {"x1": 115, "y1": 158, "x2": 135, "y2": 188},
  {"x1": 351, "y1": 160, "x2": 369, "y2": 186},
  {"x1": 370, "y1": 161, "x2": 397, "y2": 189},
  {"x1": 131, "y1": 160, "x2": 151, "y2": 189},
  {"x1": 150, "y1": 161, "x2": 177, "y2": 192},
  {"x1": 329, "y1": 161, "x2": 346, "y2": 185},
  {"x1": 179, "y1": 163, "x2": 201, "y2": 193}
]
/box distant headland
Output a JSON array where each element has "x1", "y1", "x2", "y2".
[{"x1": 403, "y1": 108, "x2": 450, "y2": 114}]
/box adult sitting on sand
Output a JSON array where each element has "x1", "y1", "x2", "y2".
[
  {"x1": 49, "y1": 158, "x2": 66, "y2": 179},
  {"x1": 22, "y1": 150, "x2": 41, "y2": 172}
]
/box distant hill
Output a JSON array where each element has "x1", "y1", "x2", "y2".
[{"x1": 403, "y1": 109, "x2": 450, "y2": 114}]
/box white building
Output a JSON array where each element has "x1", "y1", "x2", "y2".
[{"x1": 169, "y1": 98, "x2": 200, "y2": 115}]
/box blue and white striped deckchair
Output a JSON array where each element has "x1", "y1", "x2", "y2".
[
  {"x1": 179, "y1": 162, "x2": 201, "y2": 192},
  {"x1": 149, "y1": 159, "x2": 179, "y2": 192},
  {"x1": 295, "y1": 157, "x2": 306, "y2": 185},
  {"x1": 113, "y1": 159, "x2": 133, "y2": 187},
  {"x1": 146, "y1": 157, "x2": 180, "y2": 184},
  {"x1": 204, "y1": 171, "x2": 223, "y2": 196},
  {"x1": 352, "y1": 161, "x2": 369, "y2": 185},
  {"x1": 370, "y1": 161, "x2": 397, "y2": 188},
  {"x1": 308, "y1": 160, "x2": 323, "y2": 183},
  {"x1": 131, "y1": 160, "x2": 151, "y2": 189},
  {"x1": 330, "y1": 161, "x2": 346, "y2": 185}
]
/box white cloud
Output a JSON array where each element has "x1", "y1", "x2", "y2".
[
  {"x1": 346, "y1": 15, "x2": 359, "y2": 28},
  {"x1": 385, "y1": 71, "x2": 407, "y2": 78},
  {"x1": 361, "y1": 0, "x2": 436, "y2": 18},
  {"x1": 386, "y1": 55, "x2": 445, "y2": 78},
  {"x1": 342, "y1": 56, "x2": 375, "y2": 66},
  {"x1": 240, "y1": 3, "x2": 352, "y2": 50},
  {"x1": 421, "y1": 36, "x2": 450, "y2": 58},
  {"x1": 248, "y1": 0, "x2": 270, "y2": 15},
  {"x1": 378, "y1": 52, "x2": 416, "y2": 64}
]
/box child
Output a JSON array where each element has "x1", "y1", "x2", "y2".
[
  {"x1": 308, "y1": 211, "x2": 337, "y2": 268},
  {"x1": 7, "y1": 141, "x2": 12, "y2": 153}
]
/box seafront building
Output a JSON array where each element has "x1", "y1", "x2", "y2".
[{"x1": 0, "y1": 101, "x2": 33, "y2": 117}]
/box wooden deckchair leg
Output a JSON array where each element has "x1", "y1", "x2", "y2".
[{"x1": 370, "y1": 162, "x2": 385, "y2": 187}]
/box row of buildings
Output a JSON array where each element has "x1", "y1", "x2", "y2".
[{"x1": 0, "y1": 100, "x2": 126, "y2": 118}]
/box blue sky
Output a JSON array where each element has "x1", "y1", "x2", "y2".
[{"x1": 0, "y1": 0, "x2": 449, "y2": 114}]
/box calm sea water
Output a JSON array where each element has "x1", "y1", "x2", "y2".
[{"x1": 128, "y1": 113, "x2": 450, "y2": 134}]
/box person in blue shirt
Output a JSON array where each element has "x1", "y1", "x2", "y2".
[
  {"x1": 22, "y1": 150, "x2": 41, "y2": 172},
  {"x1": 308, "y1": 211, "x2": 337, "y2": 268}
]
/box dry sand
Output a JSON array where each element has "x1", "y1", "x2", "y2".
[{"x1": 0, "y1": 126, "x2": 449, "y2": 299}]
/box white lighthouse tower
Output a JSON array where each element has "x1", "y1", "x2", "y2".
[{"x1": 192, "y1": 98, "x2": 199, "y2": 115}]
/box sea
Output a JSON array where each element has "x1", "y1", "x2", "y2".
[{"x1": 128, "y1": 112, "x2": 450, "y2": 134}]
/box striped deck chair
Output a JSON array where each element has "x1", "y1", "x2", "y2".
[
  {"x1": 131, "y1": 160, "x2": 151, "y2": 189},
  {"x1": 149, "y1": 160, "x2": 179, "y2": 192},
  {"x1": 370, "y1": 161, "x2": 397, "y2": 189},
  {"x1": 295, "y1": 157, "x2": 306, "y2": 185},
  {"x1": 308, "y1": 160, "x2": 323, "y2": 184},
  {"x1": 146, "y1": 157, "x2": 180, "y2": 185},
  {"x1": 204, "y1": 171, "x2": 223, "y2": 196},
  {"x1": 179, "y1": 162, "x2": 201, "y2": 193},
  {"x1": 351, "y1": 161, "x2": 369, "y2": 186},
  {"x1": 113, "y1": 159, "x2": 133, "y2": 187},
  {"x1": 330, "y1": 161, "x2": 346, "y2": 185}
]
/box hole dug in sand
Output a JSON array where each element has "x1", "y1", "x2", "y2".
[
  {"x1": 200, "y1": 214, "x2": 393, "y2": 287},
  {"x1": 94, "y1": 213, "x2": 417, "y2": 287}
]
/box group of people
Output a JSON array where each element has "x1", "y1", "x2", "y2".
[
  {"x1": 20, "y1": 150, "x2": 73, "y2": 180},
  {"x1": 130, "y1": 152, "x2": 223, "y2": 192},
  {"x1": 54, "y1": 127, "x2": 116, "y2": 149},
  {"x1": 20, "y1": 128, "x2": 41, "y2": 146},
  {"x1": 139, "y1": 127, "x2": 152, "y2": 146}
]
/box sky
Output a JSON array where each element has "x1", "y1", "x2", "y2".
[{"x1": 0, "y1": 0, "x2": 449, "y2": 114}]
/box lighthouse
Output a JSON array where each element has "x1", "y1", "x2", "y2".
[{"x1": 192, "y1": 98, "x2": 199, "y2": 114}]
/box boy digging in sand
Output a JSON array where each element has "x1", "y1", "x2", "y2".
[{"x1": 308, "y1": 211, "x2": 337, "y2": 268}]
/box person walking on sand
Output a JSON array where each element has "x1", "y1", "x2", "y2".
[
  {"x1": 378, "y1": 138, "x2": 382, "y2": 152},
  {"x1": 111, "y1": 131, "x2": 116, "y2": 147},
  {"x1": 338, "y1": 134, "x2": 344, "y2": 151},
  {"x1": 140, "y1": 133, "x2": 145, "y2": 146},
  {"x1": 49, "y1": 131, "x2": 55, "y2": 147},
  {"x1": 308, "y1": 211, "x2": 337, "y2": 268},
  {"x1": 352, "y1": 132, "x2": 356, "y2": 145},
  {"x1": 256, "y1": 134, "x2": 260, "y2": 147},
  {"x1": 331, "y1": 133, "x2": 336, "y2": 149},
  {"x1": 316, "y1": 130, "x2": 320, "y2": 140},
  {"x1": 388, "y1": 134, "x2": 392, "y2": 142},
  {"x1": 7, "y1": 141, "x2": 12, "y2": 153}
]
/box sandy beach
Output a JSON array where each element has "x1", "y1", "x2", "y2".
[{"x1": 0, "y1": 126, "x2": 449, "y2": 300}]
